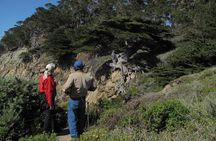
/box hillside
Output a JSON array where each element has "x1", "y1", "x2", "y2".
[
  {"x1": 78, "y1": 67, "x2": 216, "y2": 141},
  {"x1": 0, "y1": 0, "x2": 216, "y2": 140}
]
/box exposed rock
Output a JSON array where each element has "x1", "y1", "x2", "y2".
[
  {"x1": 109, "y1": 51, "x2": 144, "y2": 94},
  {"x1": 0, "y1": 48, "x2": 54, "y2": 79},
  {"x1": 161, "y1": 84, "x2": 172, "y2": 95},
  {"x1": 86, "y1": 71, "x2": 122, "y2": 104}
]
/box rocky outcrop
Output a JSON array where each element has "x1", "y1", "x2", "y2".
[
  {"x1": 86, "y1": 71, "x2": 122, "y2": 104},
  {"x1": 86, "y1": 52, "x2": 140, "y2": 104},
  {"x1": 0, "y1": 48, "x2": 54, "y2": 79}
]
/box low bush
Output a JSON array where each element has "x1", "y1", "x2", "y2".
[
  {"x1": 97, "y1": 108, "x2": 122, "y2": 129},
  {"x1": 0, "y1": 78, "x2": 46, "y2": 141},
  {"x1": 151, "y1": 65, "x2": 200, "y2": 87},
  {"x1": 98, "y1": 97, "x2": 124, "y2": 110},
  {"x1": 148, "y1": 40, "x2": 216, "y2": 87},
  {"x1": 167, "y1": 40, "x2": 216, "y2": 68},
  {"x1": 143, "y1": 100, "x2": 190, "y2": 132},
  {"x1": 135, "y1": 73, "x2": 164, "y2": 93},
  {"x1": 82, "y1": 97, "x2": 124, "y2": 130}
]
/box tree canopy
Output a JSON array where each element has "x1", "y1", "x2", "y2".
[{"x1": 0, "y1": 0, "x2": 215, "y2": 61}]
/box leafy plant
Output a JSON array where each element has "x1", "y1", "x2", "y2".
[
  {"x1": 0, "y1": 78, "x2": 46, "y2": 140},
  {"x1": 143, "y1": 100, "x2": 190, "y2": 132},
  {"x1": 167, "y1": 40, "x2": 216, "y2": 68}
]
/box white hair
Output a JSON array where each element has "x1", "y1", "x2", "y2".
[{"x1": 43, "y1": 63, "x2": 56, "y2": 79}]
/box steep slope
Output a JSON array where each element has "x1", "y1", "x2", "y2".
[
  {"x1": 162, "y1": 67, "x2": 216, "y2": 100},
  {"x1": 80, "y1": 67, "x2": 216, "y2": 141},
  {"x1": 0, "y1": 48, "x2": 54, "y2": 79}
]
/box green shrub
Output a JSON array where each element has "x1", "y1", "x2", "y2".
[
  {"x1": 84, "y1": 97, "x2": 125, "y2": 129},
  {"x1": 151, "y1": 65, "x2": 194, "y2": 87},
  {"x1": 97, "y1": 97, "x2": 124, "y2": 111},
  {"x1": 167, "y1": 40, "x2": 216, "y2": 68},
  {"x1": 86, "y1": 103, "x2": 100, "y2": 126},
  {"x1": 0, "y1": 78, "x2": 46, "y2": 140},
  {"x1": 96, "y1": 96, "x2": 142, "y2": 129},
  {"x1": 98, "y1": 108, "x2": 121, "y2": 129},
  {"x1": 150, "y1": 40, "x2": 216, "y2": 87},
  {"x1": 19, "y1": 133, "x2": 57, "y2": 141},
  {"x1": 118, "y1": 113, "x2": 139, "y2": 128},
  {"x1": 137, "y1": 73, "x2": 164, "y2": 92},
  {"x1": 126, "y1": 86, "x2": 139, "y2": 99},
  {"x1": 42, "y1": 28, "x2": 74, "y2": 60},
  {"x1": 143, "y1": 100, "x2": 190, "y2": 132}
]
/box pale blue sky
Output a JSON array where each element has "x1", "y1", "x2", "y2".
[{"x1": 0, "y1": 0, "x2": 59, "y2": 39}]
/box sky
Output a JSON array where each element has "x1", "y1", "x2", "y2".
[{"x1": 0, "y1": 0, "x2": 59, "y2": 39}]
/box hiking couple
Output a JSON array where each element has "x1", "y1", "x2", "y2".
[{"x1": 40, "y1": 60, "x2": 96, "y2": 139}]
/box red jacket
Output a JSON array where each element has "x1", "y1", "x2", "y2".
[
  {"x1": 39, "y1": 74, "x2": 45, "y2": 93},
  {"x1": 43, "y1": 75, "x2": 56, "y2": 107}
]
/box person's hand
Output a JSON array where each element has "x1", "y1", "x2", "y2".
[
  {"x1": 50, "y1": 105, "x2": 54, "y2": 110},
  {"x1": 62, "y1": 94, "x2": 67, "y2": 102}
]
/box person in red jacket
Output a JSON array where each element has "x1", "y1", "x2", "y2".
[
  {"x1": 43, "y1": 63, "x2": 57, "y2": 133},
  {"x1": 39, "y1": 69, "x2": 45, "y2": 94}
]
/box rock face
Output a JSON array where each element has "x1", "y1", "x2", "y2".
[
  {"x1": 86, "y1": 52, "x2": 140, "y2": 103},
  {"x1": 86, "y1": 71, "x2": 122, "y2": 104},
  {"x1": 0, "y1": 48, "x2": 52, "y2": 78},
  {"x1": 0, "y1": 48, "x2": 71, "y2": 99}
]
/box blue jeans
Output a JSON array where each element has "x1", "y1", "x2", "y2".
[{"x1": 68, "y1": 98, "x2": 86, "y2": 138}]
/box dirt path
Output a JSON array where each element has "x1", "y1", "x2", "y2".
[
  {"x1": 57, "y1": 128, "x2": 71, "y2": 141},
  {"x1": 57, "y1": 134, "x2": 70, "y2": 141}
]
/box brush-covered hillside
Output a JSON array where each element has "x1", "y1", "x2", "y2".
[{"x1": 0, "y1": 0, "x2": 216, "y2": 141}]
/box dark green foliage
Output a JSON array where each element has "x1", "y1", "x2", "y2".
[
  {"x1": 0, "y1": 42, "x2": 5, "y2": 55},
  {"x1": 151, "y1": 65, "x2": 201, "y2": 87},
  {"x1": 1, "y1": 0, "x2": 216, "y2": 58},
  {"x1": 94, "y1": 97, "x2": 190, "y2": 132},
  {"x1": 86, "y1": 96, "x2": 125, "y2": 128},
  {"x1": 143, "y1": 100, "x2": 190, "y2": 132},
  {"x1": 42, "y1": 28, "x2": 74, "y2": 60},
  {"x1": 137, "y1": 74, "x2": 164, "y2": 93},
  {"x1": 95, "y1": 95, "x2": 143, "y2": 129},
  {"x1": 0, "y1": 0, "x2": 175, "y2": 62},
  {"x1": 0, "y1": 78, "x2": 46, "y2": 141},
  {"x1": 65, "y1": 17, "x2": 174, "y2": 70},
  {"x1": 19, "y1": 52, "x2": 32, "y2": 63},
  {"x1": 98, "y1": 96, "x2": 124, "y2": 111},
  {"x1": 1, "y1": 26, "x2": 30, "y2": 50},
  {"x1": 168, "y1": 40, "x2": 216, "y2": 68},
  {"x1": 148, "y1": 39, "x2": 216, "y2": 87},
  {"x1": 150, "y1": 39, "x2": 216, "y2": 87},
  {"x1": 189, "y1": 0, "x2": 216, "y2": 40}
]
